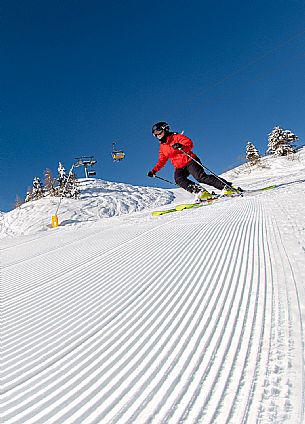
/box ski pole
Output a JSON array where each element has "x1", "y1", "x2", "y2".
[
  {"x1": 152, "y1": 174, "x2": 180, "y2": 187},
  {"x1": 177, "y1": 147, "x2": 241, "y2": 195}
]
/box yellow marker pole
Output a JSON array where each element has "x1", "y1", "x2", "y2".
[{"x1": 51, "y1": 215, "x2": 59, "y2": 228}]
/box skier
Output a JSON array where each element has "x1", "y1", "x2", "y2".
[{"x1": 147, "y1": 122, "x2": 240, "y2": 202}]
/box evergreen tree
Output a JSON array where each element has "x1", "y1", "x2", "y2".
[
  {"x1": 63, "y1": 170, "x2": 80, "y2": 199},
  {"x1": 57, "y1": 162, "x2": 68, "y2": 189},
  {"x1": 15, "y1": 195, "x2": 23, "y2": 208},
  {"x1": 246, "y1": 142, "x2": 261, "y2": 165},
  {"x1": 267, "y1": 126, "x2": 298, "y2": 156},
  {"x1": 44, "y1": 168, "x2": 57, "y2": 196},
  {"x1": 32, "y1": 177, "x2": 44, "y2": 200},
  {"x1": 25, "y1": 187, "x2": 33, "y2": 202}
]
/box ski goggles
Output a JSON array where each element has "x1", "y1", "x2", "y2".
[{"x1": 153, "y1": 129, "x2": 165, "y2": 137}]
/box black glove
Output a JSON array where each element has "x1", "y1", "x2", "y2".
[
  {"x1": 147, "y1": 170, "x2": 156, "y2": 177},
  {"x1": 172, "y1": 143, "x2": 183, "y2": 150}
]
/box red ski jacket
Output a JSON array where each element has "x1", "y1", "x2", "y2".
[{"x1": 152, "y1": 133, "x2": 197, "y2": 172}]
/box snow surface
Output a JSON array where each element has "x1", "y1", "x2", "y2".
[{"x1": 1, "y1": 149, "x2": 305, "y2": 423}]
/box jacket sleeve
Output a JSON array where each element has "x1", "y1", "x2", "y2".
[
  {"x1": 175, "y1": 134, "x2": 194, "y2": 152},
  {"x1": 152, "y1": 147, "x2": 168, "y2": 172}
]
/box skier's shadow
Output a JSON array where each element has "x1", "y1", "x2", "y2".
[{"x1": 56, "y1": 218, "x2": 96, "y2": 227}]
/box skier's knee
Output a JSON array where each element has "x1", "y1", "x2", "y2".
[{"x1": 196, "y1": 171, "x2": 208, "y2": 183}]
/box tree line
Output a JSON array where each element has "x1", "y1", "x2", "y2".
[{"x1": 15, "y1": 162, "x2": 80, "y2": 208}]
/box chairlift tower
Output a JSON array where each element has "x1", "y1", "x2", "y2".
[{"x1": 74, "y1": 156, "x2": 97, "y2": 178}]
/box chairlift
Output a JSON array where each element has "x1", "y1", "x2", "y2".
[
  {"x1": 74, "y1": 156, "x2": 97, "y2": 178},
  {"x1": 74, "y1": 156, "x2": 97, "y2": 167},
  {"x1": 112, "y1": 142, "x2": 125, "y2": 162}
]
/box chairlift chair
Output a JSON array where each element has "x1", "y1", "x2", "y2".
[{"x1": 112, "y1": 142, "x2": 125, "y2": 162}]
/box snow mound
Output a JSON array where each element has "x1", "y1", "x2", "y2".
[{"x1": 0, "y1": 179, "x2": 174, "y2": 238}]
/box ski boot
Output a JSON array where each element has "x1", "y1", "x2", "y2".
[
  {"x1": 221, "y1": 185, "x2": 243, "y2": 197},
  {"x1": 194, "y1": 188, "x2": 216, "y2": 203}
]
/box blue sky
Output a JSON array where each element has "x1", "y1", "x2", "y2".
[{"x1": 1, "y1": 0, "x2": 305, "y2": 211}]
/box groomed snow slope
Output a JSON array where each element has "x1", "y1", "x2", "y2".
[{"x1": 1, "y1": 149, "x2": 305, "y2": 423}]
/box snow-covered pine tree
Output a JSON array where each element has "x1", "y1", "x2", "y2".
[
  {"x1": 25, "y1": 187, "x2": 33, "y2": 202},
  {"x1": 32, "y1": 177, "x2": 44, "y2": 200},
  {"x1": 57, "y1": 162, "x2": 68, "y2": 189},
  {"x1": 62, "y1": 170, "x2": 80, "y2": 199},
  {"x1": 44, "y1": 168, "x2": 57, "y2": 196},
  {"x1": 70, "y1": 171, "x2": 80, "y2": 199},
  {"x1": 267, "y1": 126, "x2": 298, "y2": 156},
  {"x1": 246, "y1": 142, "x2": 261, "y2": 165}
]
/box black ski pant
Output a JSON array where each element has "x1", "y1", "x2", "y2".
[{"x1": 174, "y1": 158, "x2": 228, "y2": 193}]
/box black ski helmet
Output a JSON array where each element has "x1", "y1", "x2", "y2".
[{"x1": 152, "y1": 121, "x2": 170, "y2": 134}]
